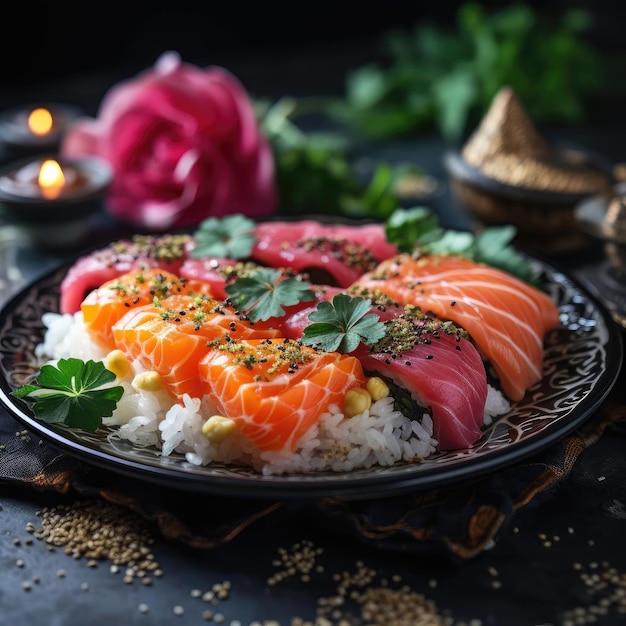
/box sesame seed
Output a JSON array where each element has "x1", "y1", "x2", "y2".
[{"x1": 27, "y1": 499, "x2": 162, "y2": 587}]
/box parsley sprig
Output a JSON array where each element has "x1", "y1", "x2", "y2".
[
  {"x1": 12, "y1": 358, "x2": 124, "y2": 432},
  {"x1": 301, "y1": 294, "x2": 386, "y2": 353},
  {"x1": 225, "y1": 268, "x2": 316, "y2": 322},
  {"x1": 191, "y1": 214, "x2": 256, "y2": 259}
]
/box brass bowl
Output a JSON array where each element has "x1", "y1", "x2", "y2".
[
  {"x1": 443, "y1": 86, "x2": 615, "y2": 256},
  {"x1": 444, "y1": 146, "x2": 615, "y2": 256}
]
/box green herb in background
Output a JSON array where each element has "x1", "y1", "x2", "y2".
[
  {"x1": 257, "y1": 97, "x2": 405, "y2": 218},
  {"x1": 322, "y1": 2, "x2": 606, "y2": 141},
  {"x1": 256, "y1": 2, "x2": 607, "y2": 221},
  {"x1": 255, "y1": 2, "x2": 606, "y2": 220}
]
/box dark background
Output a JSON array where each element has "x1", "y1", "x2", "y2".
[{"x1": 2, "y1": 0, "x2": 625, "y2": 113}]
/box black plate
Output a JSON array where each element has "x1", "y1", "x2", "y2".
[{"x1": 0, "y1": 258, "x2": 622, "y2": 499}]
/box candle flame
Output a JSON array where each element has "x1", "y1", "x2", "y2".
[
  {"x1": 38, "y1": 159, "x2": 65, "y2": 199},
  {"x1": 28, "y1": 108, "x2": 54, "y2": 136}
]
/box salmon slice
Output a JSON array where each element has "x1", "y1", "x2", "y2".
[
  {"x1": 112, "y1": 294, "x2": 282, "y2": 399},
  {"x1": 352, "y1": 254, "x2": 561, "y2": 402},
  {"x1": 198, "y1": 338, "x2": 367, "y2": 452},
  {"x1": 81, "y1": 268, "x2": 213, "y2": 350}
]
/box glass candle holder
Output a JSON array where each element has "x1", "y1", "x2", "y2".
[
  {"x1": 0, "y1": 103, "x2": 84, "y2": 165},
  {"x1": 0, "y1": 154, "x2": 112, "y2": 250}
]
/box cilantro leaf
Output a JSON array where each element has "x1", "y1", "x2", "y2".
[
  {"x1": 384, "y1": 207, "x2": 540, "y2": 286},
  {"x1": 225, "y1": 268, "x2": 316, "y2": 322},
  {"x1": 384, "y1": 206, "x2": 443, "y2": 253},
  {"x1": 11, "y1": 358, "x2": 124, "y2": 432},
  {"x1": 191, "y1": 214, "x2": 256, "y2": 259},
  {"x1": 301, "y1": 294, "x2": 386, "y2": 353}
]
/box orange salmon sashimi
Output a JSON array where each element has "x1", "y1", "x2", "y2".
[
  {"x1": 112, "y1": 294, "x2": 282, "y2": 399},
  {"x1": 352, "y1": 253, "x2": 561, "y2": 402},
  {"x1": 198, "y1": 338, "x2": 367, "y2": 452},
  {"x1": 81, "y1": 268, "x2": 214, "y2": 350}
]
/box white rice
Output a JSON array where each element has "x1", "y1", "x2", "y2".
[{"x1": 35, "y1": 312, "x2": 510, "y2": 475}]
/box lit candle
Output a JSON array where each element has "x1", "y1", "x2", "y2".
[
  {"x1": 0, "y1": 156, "x2": 103, "y2": 200},
  {"x1": 0, "y1": 155, "x2": 112, "y2": 250},
  {"x1": 28, "y1": 108, "x2": 54, "y2": 136},
  {"x1": 0, "y1": 103, "x2": 83, "y2": 164},
  {"x1": 38, "y1": 159, "x2": 66, "y2": 200}
]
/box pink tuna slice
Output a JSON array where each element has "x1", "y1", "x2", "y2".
[
  {"x1": 279, "y1": 289, "x2": 486, "y2": 450},
  {"x1": 178, "y1": 257, "x2": 262, "y2": 300},
  {"x1": 59, "y1": 234, "x2": 192, "y2": 314},
  {"x1": 280, "y1": 289, "x2": 403, "y2": 341},
  {"x1": 354, "y1": 310, "x2": 488, "y2": 451},
  {"x1": 250, "y1": 220, "x2": 397, "y2": 288},
  {"x1": 277, "y1": 285, "x2": 345, "y2": 339}
]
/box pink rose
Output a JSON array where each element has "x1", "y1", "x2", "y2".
[{"x1": 61, "y1": 51, "x2": 277, "y2": 230}]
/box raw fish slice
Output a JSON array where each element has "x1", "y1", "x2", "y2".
[
  {"x1": 179, "y1": 258, "x2": 261, "y2": 299},
  {"x1": 250, "y1": 220, "x2": 396, "y2": 287},
  {"x1": 280, "y1": 288, "x2": 486, "y2": 449},
  {"x1": 112, "y1": 295, "x2": 281, "y2": 399},
  {"x1": 180, "y1": 258, "x2": 339, "y2": 328},
  {"x1": 198, "y1": 338, "x2": 367, "y2": 452},
  {"x1": 81, "y1": 268, "x2": 213, "y2": 350},
  {"x1": 179, "y1": 258, "x2": 312, "y2": 304},
  {"x1": 353, "y1": 253, "x2": 561, "y2": 401},
  {"x1": 113, "y1": 308, "x2": 210, "y2": 399},
  {"x1": 155, "y1": 293, "x2": 282, "y2": 340},
  {"x1": 253, "y1": 220, "x2": 397, "y2": 261},
  {"x1": 276, "y1": 285, "x2": 344, "y2": 339},
  {"x1": 354, "y1": 308, "x2": 488, "y2": 450},
  {"x1": 60, "y1": 234, "x2": 192, "y2": 313}
]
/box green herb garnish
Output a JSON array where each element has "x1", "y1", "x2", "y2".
[
  {"x1": 191, "y1": 214, "x2": 256, "y2": 259},
  {"x1": 11, "y1": 358, "x2": 124, "y2": 432},
  {"x1": 384, "y1": 206, "x2": 443, "y2": 253},
  {"x1": 225, "y1": 268, "x2": 316, "y2": 322},
  {"x1": 301, "y1": 294, "x2": 386, "y2": 353},
  {"x1": 384, "y1": 207, "x2": 539, "y2": 286}
]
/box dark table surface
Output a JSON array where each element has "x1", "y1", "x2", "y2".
[{"x1": 2, "y1": 75, "x2": 626, "y2": 625}]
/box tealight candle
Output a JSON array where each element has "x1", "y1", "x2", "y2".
[
  {"x1": 0, "y1": 154, "x2": 113, "y2": 250},
  {"x1": 0, "y1": 103, "x2": 83, "y2": 165}
]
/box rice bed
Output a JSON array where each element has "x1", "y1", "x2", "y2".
[{"x1": 34, "y1": 311, "x2": 509, "y2": 476}]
